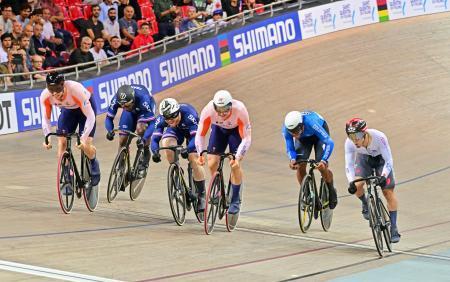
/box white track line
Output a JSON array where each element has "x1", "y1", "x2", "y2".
[
  {"x1": 236, "y1": 227, "x2": 450, "y2": 261},
  {"x1": 0, "y1": 260, "x2": 123, "y2": 282}
]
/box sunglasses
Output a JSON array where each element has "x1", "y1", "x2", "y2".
[
  {"x1": 348, "y1": 131, "x2": 365, "y2": 142},
  {"x1": 164, "y1": 111, "x2": 179, "y2": 120},
  {"x1": 214, "y1": 103, "x2": 231, "y2": 114},
  {"x1": 287, "y1": 124, "x2": 303, "y2": 135}
]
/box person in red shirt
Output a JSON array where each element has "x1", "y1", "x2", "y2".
[{"x1": 130, "y1": 22, "x2": 154, "y2": 53}]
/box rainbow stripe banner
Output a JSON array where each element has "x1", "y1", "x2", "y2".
[
  {"x1": 377, "y1": 0, "x2": 390, "y2": 22},
  {"x1": 218, "y1": 34, "x2": 231, "y2": 66}
]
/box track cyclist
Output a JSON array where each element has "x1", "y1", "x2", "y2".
[
  {"x1": 282, "y1": 111, "x2": 338, "y2": 209},
  {"x1": 195, "y1": 90, "x2": 252, "y2": 216},
  {"x1": 151, "y1": 98, "x2": 207, "y2": 212},
  {"x1": 105, "y1": 84, "x2": 156, "y2": 179},
  {"x1": 345, "y1": 118, "x2": 401, "y2": 243},
  {"x1": 40, "y1": 72, "x2": 101, "y2": 188}
]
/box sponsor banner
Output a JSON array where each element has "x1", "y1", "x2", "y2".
[
  {"x1": 227, "y1": 12, "x2": 301, "y2": 62},
  {"x1": 152, "y1": 37, "x2": 221, "y2": 92},
  {"x1": 0, "y1": 92, "x2": 19, "y2": 135},
  {"x1": 387, "y1": 0, "x2": 449, "y2": 20},
  {"x1": 93, "y1": 62, "x2": 154, "y2": 113},
  {"x1": 299, "y1": 0, "x2": 379, "y2": 39},
  {"x1": 14, "y1": 89, "x2": 61, "y2": 132}
]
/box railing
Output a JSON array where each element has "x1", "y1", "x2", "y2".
[{"x1": 0, "y1": 0, "x2": 305, "y2": 92}]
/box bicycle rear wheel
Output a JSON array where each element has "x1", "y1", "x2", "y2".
[
  {"x1": 107, "y1": 147, "x2": 128, "y2": 203},
  {"x1": 368, "y1": 196, "x2": 384, "y2": 257},
  {"x1": 82, "y1": 155, "x2": 99, "y2": 212},
  {"x1": 298, "y1": 175, "x2": 314, "y2": 233},
  {"x1": 319, "y1": 180, "x2": 333, "y2": 231},
  {"x1": 167, "y1": 164, "x2": 186, "y2": 226},
  {"x1": 130, "y1": 148, "x2": 146, "y2": 201},
  {"x1": 379, "y1": 199, "x2": 392, "y2": 252},
  {"x1": 225, "y1": 181, "x2": 239, "y2": 232},
  {"x1": 57, "y1": 152, "x2": 75, "y2": 214},
  {"x1": 204, "y1": 172, "x2": 222, "y2": 235}
]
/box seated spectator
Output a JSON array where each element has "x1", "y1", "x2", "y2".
[
  {"x1": 177, "y1": 7, "x2": 205, "y2": 33},
  {"x1": 118, "y1": 0, "x2": 141, "y2": 20},
  {"x1": 22, "y1": 24, "x2": 36, "y2": 56},
  {"x1": 32, "y1": 23, "x2": 64, "y2": 68},
  {"x1": 99, "y1": 0, "x2": 119, "y2": 23},
  {"x1": 69, "y1": 36, "x2": 94, "y2": 70},
  {"x1": 89, "y1": 36, "x2": 108, "y2": 65},
  {"x1": 119, "y1": 5, "x2": 138, "y2": 50},
  {"x1": 131, "y1": 22, "x2": 154, "y2": 52},
  {"x1": 205, "y1": 9, "x2": 227, "y2": 28},
  {"x1": 0, "y1": 5, "x2": 14, "y2": 34},
  {"x1": 79, "y1": 5, "x2": 109, "y2": 41},
  {"x1": 30, "y1": 54, "x2": 45, "y2": 80},
  {"x1": 29, "y1": 8, "x2": 44, "y2": 26},
  {"x1": 6, "y1": 39, "x2": 30, "y2": 82},
  {"x1": 18, "y1": 35, "x2": 32, "y2": 69},
  {"x1": 104, "y1": 7, "x2": 129, "y2": 47},
  {"x1": 222, "y1": 0, "x2": 241, "y2": 19},
  {"x1": 0, "y1": 33, "x2": 12, "y2": 63},
  {"x1": 42, "y1": 8, "x2": 66, "y2": 53},
  {"x1": 154, "y1": 0, "x2": 178, "y2": 39},
  {"x1": 16, "y1": 4, "x2": 32, "y2": 28},
  {"x1": 104, "y1": 35, "x2": 122, "y2": 57},
  {"x1": 11, "y1": 21, "x2": 23, "y2": 41}
]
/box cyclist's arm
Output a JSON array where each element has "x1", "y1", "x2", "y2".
[
  {"x1": 378, "y1": 133, "x2": 394, "y2": 177},
  {"x1": 282, "y1": 126, "x2": 297, "y2": 161},
  {"x1": 235, "y1": 106, "x2": 251, "y2": 160},
  {"x1": 40, "y1": 93, "x2": 52, "y2": 137},
  {"x1": 150, "y1": 116, "x2": 165, "y2": 153},
  {"x1": 138, "y1": 96, "x2": 157, "y2": 142},
  {"x1": 105, "y1": 98, "x2": 119, "y2": 132},
  {"x1": 187, "y1": 118, "x2": 198, "y2": 153},
  {"x1": 77, "y1": 98, "x2": 96, "y2": 142},
  {"x1": 195, "y1": 107, "x2": 211, "y2": 156},
  {"x1": 344, "y1": 138, "x2": 356, "y2": 182},
  {"x1": 312, "y1": 122, "x2": 334, "y2": 163}
]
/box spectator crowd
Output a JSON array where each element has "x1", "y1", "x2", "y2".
[{"x1": 0, "y1": 0, "x2": 273, "y2": 84}]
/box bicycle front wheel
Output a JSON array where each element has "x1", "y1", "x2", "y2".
[
  {"x1": 82, "y1": 155, "x2": 99, "y2": 212},
  {"x1": 167, "y1": 164, "x2": 186, "y2": 226},
  {"x1": 379, "y1": 199, "x2": 392, "y2": 252},
  {"x1": 57, "y1": 152, "x2": 75, "y2": 214},
  {"x1": 319, "y1": 180, "x2": 333, "y2": 231},
  {"x1": 368, "y1": 196, "x2": 384, "y2": 257},
  {"x1": 130, "y1": 148, "x2": 145, "y2": 201},
  {"x1": 204, "y1": 172, "x2": 222, "y2": 235},
  {"x1": 107, "y1": 147, "x2": 128, "y2": 203},
  {"x1": 298, "y1": 175, "x2": 314, "y2": 233}
]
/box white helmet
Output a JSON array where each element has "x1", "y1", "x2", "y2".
[
  {"x1": 213, "y1": 90, "x2": 233, "y2": 109},
  {"x1": 284, "y1": 111, "x2": 303, "y2": 132},
  {"x1": 159, "y1": 98, "x2": 180, "y2": 119}
]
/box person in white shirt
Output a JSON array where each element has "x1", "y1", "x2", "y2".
[
  {"x1": 0, "y1": 33, "x2": 12, "y2": 63},
  {"x1": 345, "y1": 118, "x2": 401, "y2": 243},
  {"x1": 89, "y1": 37, "x2": 108, "y2": 65},
  {"x1": 103, "y1": 8, "x2": 121, "y2": 40},
  {"x1": 0, "y1": 5, "x2": 14, "y2": 34},
  {"x1": 99, "y1": 0, "x2": 118, "y2": 23}
]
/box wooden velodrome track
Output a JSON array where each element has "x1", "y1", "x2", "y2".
[{"x1": 1, "y1": 12, "x2": 450, "y2": 282}]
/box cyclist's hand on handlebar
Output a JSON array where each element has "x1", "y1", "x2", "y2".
[
  {"x1": 106, "y1": 131, "x2": 115, "y2": 141},
  {"x1": 316, "y1": 161, "x2": 327, "y2": 171},
  {"x1": 181, "y1": 148, "x2": 188, "y2": 159},
  {"x1": 348, "y1": 182, "x2": 357, "y2": 194},
  {"x1": 43, "y1": 140, "x2": 52, "y2": 150},
  {"x1": 197, "y1": 155, "x2": 205, "y2": 166},
  {"x1": 377, "y1": 176, "x2": 387, "y2": 187},
  {"x1": 230, "y1": 159, "x2": 240, "y2": 169},
  {"x1": 289, "y1": 159, "x2": 298, "y2": 170},
  {"x1": 152, "y1": 152, "x2": 161, "y2": 163},
  {"x1": 77, "y1": 141, "x2": 85, "y2": 151}
]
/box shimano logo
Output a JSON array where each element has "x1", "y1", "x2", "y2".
[
  {"x1": 160, "y1": 45, "x2": 217, "y2": 87},
  {"x1": 98, "y1": 68, "x2": 152, "y2": 110},
  {"x1": 233, "y1": 19, "x2": 296, "y2": 59}
]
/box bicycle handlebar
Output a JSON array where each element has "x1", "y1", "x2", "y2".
[
  {"x1": 111, "y1": 128, "x2": 143, "y2": 141},
  {"x1": 295, "y1": 159, "x2": 319, "y2": 166},
  {"x1": 45, "y1": 132, "x2": 80, "y2": 146},
  {"x1": 350, "y1": 176, "x2": 382, "y2": 185},
  {"x1": 156, "y1": 145, "x2": 185, "y2": 153}
]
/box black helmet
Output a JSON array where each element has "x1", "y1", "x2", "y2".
[
  {"x1": 116, "y1": 85, "x2": 135, "y2": 106},
  {"x1": 345, "y1": 118, "x2": 367, "y2": 134},
  {"x1": 46, "y1": 72, "x2": 64, "y2": 86}
]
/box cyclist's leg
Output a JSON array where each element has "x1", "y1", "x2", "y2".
[
  {"x1": 136, "y1": 121, "x2": 150, "y2": 172},
  {"x1": 376, "y1": 161, "x2": 401, "y2": 242},
  {"x1": 118, "y1": 111, "x2": 135, "y2": 148},
  {"x1": 314, "y1": 137, "x2": 337, "y2": 209},
  {"x1": 187, "y1": 134, "x2": 206, "y2": 211},
  {"x1": 57, "y1": 108, "x2": 77, "y2": 187},
  {"x1": 228, "y1": 128, "x2": 244, "y2": 214},
  {"x1": 78, "y1": 103, "x2": 100, "y2": 186},
  {"x1": 161, "y1": 127, "x2": 180, "y2": 163},
  {"x1": 207, "y1": 125, "x2": 228, "y2": 176},
  {"x1": 294, "y1": 137, "x2": 312, "y2": 186},
  {"x1": 355, "y1": 154, "x2": 371, "y2": 220}
]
